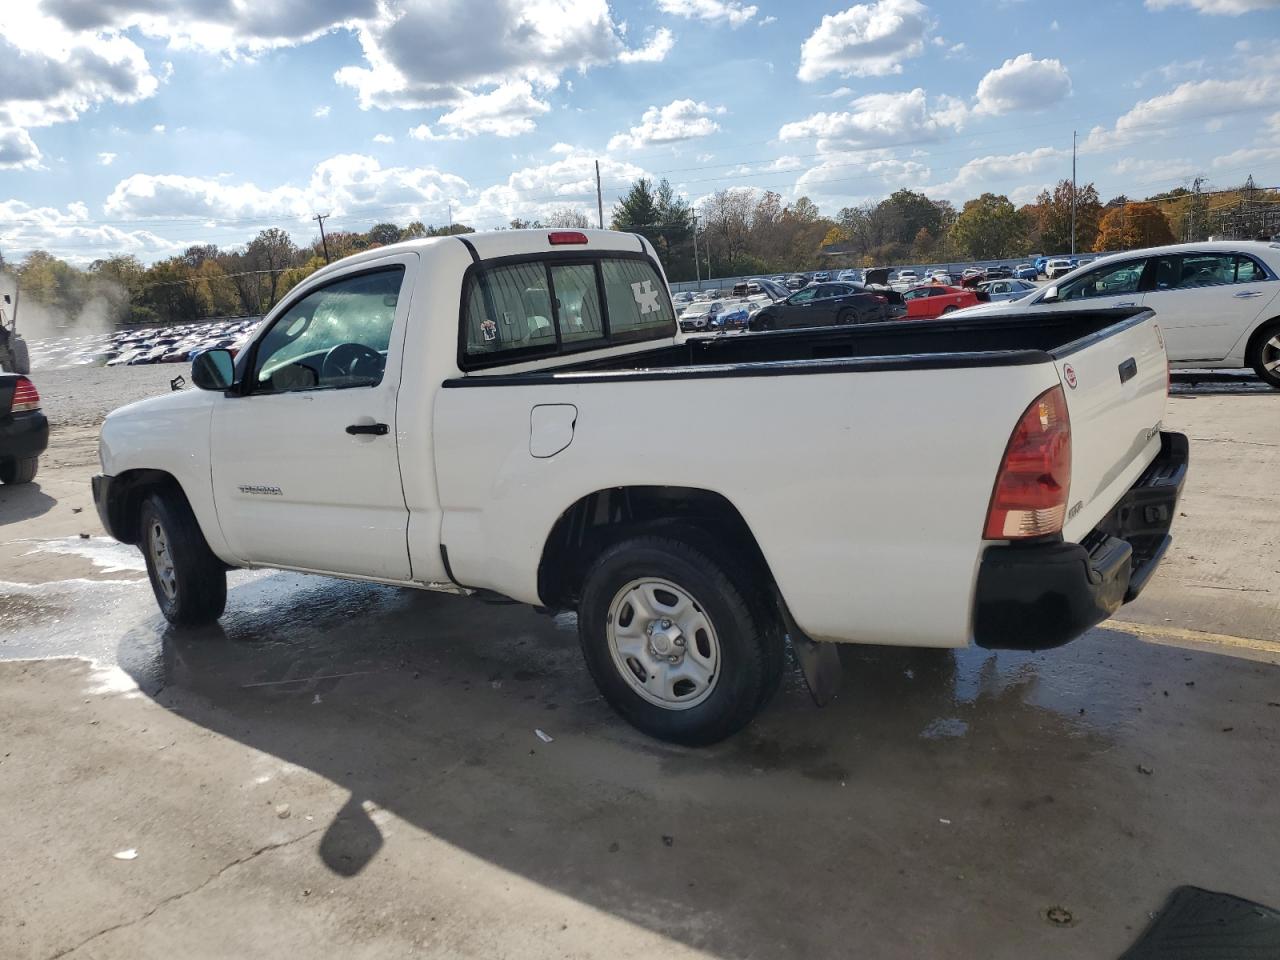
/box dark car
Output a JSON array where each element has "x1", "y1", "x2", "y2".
[
  {"x1": 983, "y1": 265, "x2": 1013, "y2": 280},
  {"x1": 0, "y1": 373, "x2": 49, "y2": 485},
  {"x1": 748, "y1": 282, "x2": 891, "y2": 331}
]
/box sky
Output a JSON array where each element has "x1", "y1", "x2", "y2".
[{"x1": 1, "y1": 0, "x2": 1278, "y2": 264}]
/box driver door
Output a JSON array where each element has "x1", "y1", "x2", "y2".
[
  {"x1": 779, "y1": 286, "x2": 818, "y2": 327},
  {"x1": 209, "y1": 254, "x2": 416, "y2": 580}
]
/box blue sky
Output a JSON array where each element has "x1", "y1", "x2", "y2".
[{"x1": 1, "y1": 0, "x2": 1278, "y2": 263}]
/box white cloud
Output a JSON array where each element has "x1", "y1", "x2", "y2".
[
  {"x1": 618, "y1": 27, "x2": 675, "y2": 63},
  {"x1": 973, "y1": 54, "x2": 1071, "y2": 115},
  {"x1": 778, "y1": 89, "x2": 965, "y2": 150},
  {"x1": 797, "y1": 0, "x2": 933, "y2": 81},
  {"x1": 793, "y1": 150, "x2": 931, "y2": 203},
  {"x1": 104, "y1": 154, "x2": 470, "y2": 226},
  {"x1": 1111, "y1": 156, "x2": 1198, "y2": 181},
  {"x1": 372, "y1": 133, "x2": 394, "y2": 144},
  {"x1": 0, "y1": 198, "x2": 181, "y2": 264},
  {"x1": 1211, "y1": 145, "x2": 1280, "y2": 169},
  {"x1": 97, "y1": 151, "x2": 117, "y2": 165},
  {"x1": 759, "y1": 15, "x2": 777, "y2": 25},
  {"x1": 1084, "y1": 69, "x2": 1280, "y2": 152},
  {"x1": 822, "y1": 86, "x2": 855, "y2": 98},
  {"x1": 335, "y1": 0, "x2": 622, "y2": 111},
  {"x1": 415, "y1": 81, "x2": 552, "y2": 139},
  {"x1": 725, "y1": 155, "x2": 804, "y2": 176},
  {"x1": 656, "y1": 0, "x2": 758, "y2": 27},
  {"x1": 313, "y1": 105, "x2": 331, "y2": 118},
  {"x1": 1146, "y1": 0, "x2": 1280, "y2": 14},
  {"x1": 1050, "y1": 18, "x2": 1059, "y2": 29},
  {"x1": 152, "y1": 124, "x2": 166, "y2": 133},
  {"x1": 0, "y1": 127, "x2": 42, "y2": 169},
  {"x1": 458, "y1": 150, "x2": 647, "y2": 226},
  {"x1": 607, "y1": 99, "x2": 724, "y2": 151}
]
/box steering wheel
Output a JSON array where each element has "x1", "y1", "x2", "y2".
[{"x1": 322, "y1": 342, "x2": 383, "y2": 382}]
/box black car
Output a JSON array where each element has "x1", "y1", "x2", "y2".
[
  {"x1": 983, "y1": 265, "x2": 1013, "y2": 280},
  {"x1": 0, "y1": 373, "x2": 49, "y2": 485},
  {"x1": 748, "y1": 282, "x2": 891, "y2": 331}
]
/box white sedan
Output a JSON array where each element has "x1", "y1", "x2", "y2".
[{"x1": 951, "y1": 240, "x2": 1280, "y2": 388}]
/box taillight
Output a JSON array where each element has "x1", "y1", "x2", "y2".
[
  {"x1": 984, "y1": 385, "x2": 1071, "y2": 540},
  {"x1": 10, "y1": 377, "x2": 40, "y2": 412},
  {"x1": 548, "y1": 231, "x2": 588, "y2": 245}
]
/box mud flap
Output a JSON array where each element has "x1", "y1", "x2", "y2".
[{"x1": 772, "y1": 587, "x2": 843, "y2": 706}]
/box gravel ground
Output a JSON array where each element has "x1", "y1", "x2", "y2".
[{"x1": 32, "y1": 363, "x2": 189, "y2": 428}]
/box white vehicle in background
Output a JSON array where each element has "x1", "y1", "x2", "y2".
[
  {"x1": 93, "y1": 228, "x2": 1187, "y2": 745},
  {"x1": 950, "y1": 241, "x2": 1280, "y2": 388},
  {"x1": 894, "y1": 269, "x2": 920, "y2": 290},
  {"x1": 1045, "y1": 258, "x2": 1074, "y2": 280}
]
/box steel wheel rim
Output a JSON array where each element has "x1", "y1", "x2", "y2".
[
  {"x1": 148, "y1": 519, "x2": 178, "y2": 602},
  {"x1": 606, "y1": 577, "x2": 720, "y2": 711},
  {"x1": 1263, "y1": 334, "x2": 1280, "y2": 375}
]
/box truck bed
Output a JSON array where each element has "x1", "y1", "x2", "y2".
[{"x1": 460, "y1": 308, "x2": 1148, "y2": 383}]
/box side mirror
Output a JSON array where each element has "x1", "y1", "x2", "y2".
[
  {"x1": 192, "y1": 349, "x2": 235, "y2": 391},
  {"x1": 1040, "y1": 286, "x2": 1059, "y2": 303}
]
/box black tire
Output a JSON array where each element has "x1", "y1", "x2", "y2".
[
  {"x1": 942, "y1": 305, "x2": 958, "y2": 315},
  {"x1": 139, "y1": 491, "x2": 227, "y2": 626},
  {"x1": 0, "y1": 457, "x2": 38, "y2": 484},
  {"x1": 836, "y1": 308, "x2": 855, "y2": 325},
  {"x1": 578, "y1": 535, "x2": 782, "y2": 746},
  {"x1": 11, "y1": 338, "x2": 30, "y2": 376},
  {"x1": 1247, "y1": 319, "x2": 1280, "y2": 389}
]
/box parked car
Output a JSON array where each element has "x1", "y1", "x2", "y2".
[
  {"x1": 0, "y1": 373, "x2": 48, "y2": 484},
  {"x1": 977, "y1": 279, "x2": 1038, "y2": 302},
  {"x1": 92, "y1": 227, "x2": 1186, "y2": 745},
  {"x1": 671, "y1": 292, "x2": 696, "y2": 316},
  {"x1": 984, "y1": 265, "x2": 1013, "y2": 280},
  {"x1": 708, "y1": 304, "x2": 752, "y2": 331},
  {"x1": 835, "y1": 269, "x2": 861, "y2": 282},
  {"x1": 895, "y1": 269, "x2": 920, "y2": 286},
  {"x1": 901, "y1": 284, "x2": 986, "y2": 319},
  {"x1": 678, "y1": 300, "x2": 723, "y2": 332},
  {"x1": 1045, "y1": 258, "x2": 1074, "y2": 279},
  {"x1": 748, "y1": 282, "x2": 891, "y2": 331},
  {"x1": 951, "y1": 241, "x2": 1280, "y2": 386},
  {"x1": 1013, "y1": 263, "x2": 1037, "y2": 280}
]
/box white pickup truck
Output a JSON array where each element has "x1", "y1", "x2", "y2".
[{"x1": 94, "y1": 229, "x2": 1187, "y2": 744}]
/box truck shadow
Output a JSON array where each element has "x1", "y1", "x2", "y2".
[
  {"x1": 0, "y1": 481, "x2": 56, "y2": 525},
  {"x1": 113, "y1": 573, "x2": 1233, "y2": 957}
]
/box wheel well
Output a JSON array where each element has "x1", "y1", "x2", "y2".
[
  {"x1": 537, "y1": 486, "x2": 776, "y2": 612},
  {"x1": 1245, "y1": 315, "x2": 1280, "y2": 359},
  {"x1": 105, "y1": 469, "x2": 184, "y2": 545}
]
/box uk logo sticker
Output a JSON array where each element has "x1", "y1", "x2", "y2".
[
  {"x1": 1063, "y1": 364, "x2": 1077, "y2": 389},
  {"x1": 631, "y1": 280, "x2": 661, "y2": 315}
]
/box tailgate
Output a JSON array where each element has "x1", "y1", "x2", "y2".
[{"x1": 1057, "y1": 310, "x2": 1168, "y2": 542}]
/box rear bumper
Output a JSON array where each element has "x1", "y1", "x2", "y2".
[
  {"x1": 0, "y1": 410, "x2": 49, "y2": 462},
  {"x1": 974, "y1": 431, "x2": 1188, "y2": 650}
]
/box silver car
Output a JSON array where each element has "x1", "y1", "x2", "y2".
[{"x1": 978, "y1": 279, "x2": 1038, "y2": 302}]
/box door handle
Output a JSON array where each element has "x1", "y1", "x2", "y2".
[
  {"x1": 1234, "y1": 290, "x2": 1262, "y2": 298},
  {"x1": 1118, "y1": 357, "x2": 1138, "y2": 385},
  {"x1": 1114, "y1": 301, "x2": 1136, "y2": 307},
  {"x1": 346, "y1": 422, "x2": 389, "y2": 436}
]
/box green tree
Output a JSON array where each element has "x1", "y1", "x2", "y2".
[
  {"x1": 950, "y1": 194, "x2": 1028, "y2": 260},
  {"x1": 367, "y1": 222, "x2": 403, "y2": 246},
  {"x1": 611, "y1": 178, "x2": 660, "y2": 231},
  {"x1": 1023, "y1": 180, "x2": 1102, "y2": 253}
]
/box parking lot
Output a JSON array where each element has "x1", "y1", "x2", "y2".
[{"x1": 0, "y1": 364, "x2": 1276, "y2": 959}]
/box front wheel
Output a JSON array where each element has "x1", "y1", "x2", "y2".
[
  {"x1": 578, "y1": 535, "x2": 782, "y2": 745},
  {"x1": 0, "y1": 457, "x2": 38, "y2": 485},
  {"x1": 836, "y1": 309, "x2": 856, "y2": 325},
  {"x1": 1248, "y1": 320, "x2": 1280, "y2": 389},
  {"x1": 941, "y1": 305, "x2": 958, "y2": 315},
  {"x1": 139, "y1": 492, "x2": 227, "y2": 625}
]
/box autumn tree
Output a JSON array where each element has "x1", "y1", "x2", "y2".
[
  {"x1": 1094, "y1": 202, "x2": 1175, "y2": 251},
  {"x1": 1022, "y1": 180, "x2": 1102, "y2": 253},
  {"x1": 950, "y1": 194, "x2": 1028, "y2": 260}
]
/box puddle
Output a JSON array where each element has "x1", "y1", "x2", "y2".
[{"x1": 17, "y1": 536, "x2": 147, "y2": 575}]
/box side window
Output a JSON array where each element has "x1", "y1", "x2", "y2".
[
  {"x1": 1059, "y1": 260, "x2": 1145, "y2": 301},
  {"x1": 1172, "y1": 253, "x2": 1235, "y2": 288},
  {"x1": 789, "y1": 288, "x2": 817, "y2": 303},
  {"x1": 1234, "y1": 255, "x2": 1266, "y2": 283},
  {"x1": 550, "y1": 264, "x2": 604, "y2": 344},
  {"x1": 252, "y1": 267, "x2": 403, "y2": 393}
]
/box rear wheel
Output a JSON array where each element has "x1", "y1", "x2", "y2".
[
  {"x1": 836, "y1": 308, "x2": 856, "y2": 325},
  {"x1": 0, "y1": 457, "x2": 38, "y2": 485},
  {"x1": 942, "y1": 305, "x2": 958, "y2": 315},
  {"x1": 1247, "y1": 320, "x2": 1280, "y2": 389},
  {"x1": 578, "y1": 535, "x2": 782, "y2": 745},
  {"x1": 139, "y1": 492, "x2": 227, "y2": 626}
]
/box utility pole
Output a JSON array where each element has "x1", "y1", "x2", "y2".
[
  {"x1": 313, "y1": 213, "x2": 331, "y2": 263},
  {"x1": 595, "y1": 160, "x2": 604, "y2": 229},
  {"x1": 1070, "y1": 130, "x2": 1077, "y2": 256},
  {"x1": 692, "y1": 214, "x2": 700, "y2": 282},
  {"x1": 447, "y1": 201, "x2": 452, "y2": 233}
]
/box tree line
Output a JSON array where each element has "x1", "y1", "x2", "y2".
[{"x1": 2, "y1": 177, "x2": 1272, "y2": 332}]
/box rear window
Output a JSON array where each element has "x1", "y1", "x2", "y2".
[{"x1": 462, "y1": 254, "x2": 674, "y2": 366}]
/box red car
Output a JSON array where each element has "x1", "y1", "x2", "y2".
[{"x1": 901, "y1": 284, "x2": 985, "y2": 320}]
